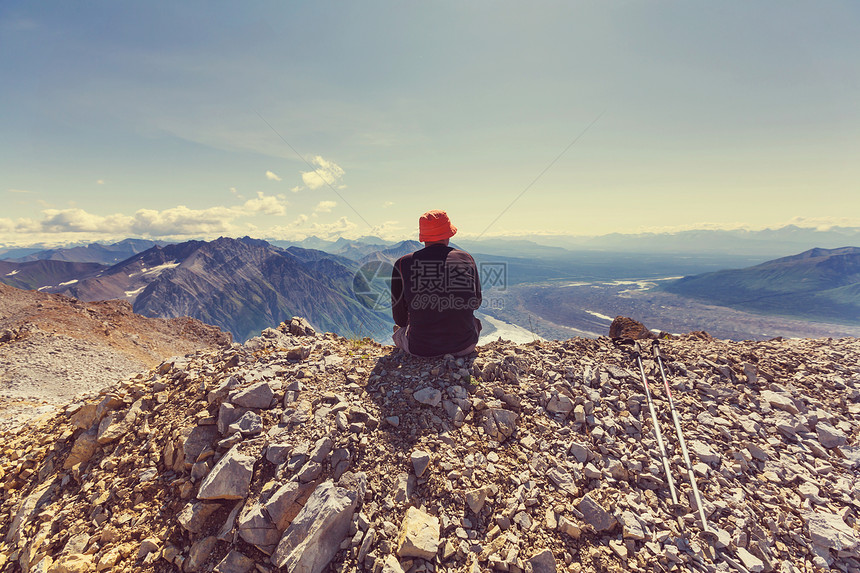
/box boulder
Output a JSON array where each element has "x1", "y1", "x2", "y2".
[
  {"x1": 197, "y1": 445, "x2": 256, "y2": 500},
  {"x1": 804, "y1": 510, "x2": 860, "y2": 552},
  {"x1": 816, "y1": 421, "x2": 848, "y2": 448},
  {"x1": 579, "y1": 494, "x2": 615, "y2": 532},
  {"x1": 480, "y1": 408, "x2": 518, "y2": 441},
  {"x1": 396, "y1": 506, "x2": 440, "y2": 559},
  {"x1": 229, "y1": 382, "x2": 275, "y2": 409},
  {"x1": 608, "y1": 316, "x2": 654, "y2": 340},
  {"x1": 271, "y1": 480, "x2": 358, "y2": 572}
]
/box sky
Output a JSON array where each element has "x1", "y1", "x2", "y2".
[{"x1": 1, "y1": 1, "x2": 859, "y2": 247}]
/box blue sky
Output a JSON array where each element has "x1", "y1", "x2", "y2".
[{"x1": 2, "y1": 1, "x2": 858, "y2": 246}]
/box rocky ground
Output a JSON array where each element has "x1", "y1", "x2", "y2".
[
  {"x1": 0, "y1": 318, "x2": 858, "y2": 573},
  {"x1": 0, "y1": 283, "x2": 231, "y2": 431}
]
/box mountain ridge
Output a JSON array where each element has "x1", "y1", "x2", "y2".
[{"x1": 662, "y1": 246, "x2": 860, "y2": 324}]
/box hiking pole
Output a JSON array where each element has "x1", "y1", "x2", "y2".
[
  {"x1": 631, "y1": 341, "x2": 679, "y2": 505},
  {"x1": 652, "y1": 340, "x2": 712, "y2": 534}
]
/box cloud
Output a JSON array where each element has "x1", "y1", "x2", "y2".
[
  {"x1": 370, "y1": 220, "x2": 404, "y2": 239},
  {"x1": 314, "y1": 200, "x2": 337, "y2": 213},
  {"x1": 382, "y1": 201, "x2": 394, "y2": 208},
  {"x1": 96, "y1": 180, "x2": 105, "y2": 185},
  {"x1": 305, "y1": 216, "x2": 356, "y2": 239},
  {"x1": 7, "y1": 188, "x2": 32, "y2": 194},
  {"x1": 265, "y1": 170, "x2": 282, "y2": 182},
  {"x1": 785, "y1": 216, "x2": 860, "y2": 231},
  {"x1": 299, "y1": 156, "x2": 345, "y2": 190},
  {"x1": 243, "y1": 191, "x2": 287, "y2": 216},
  {"x1": 1, "y1": 192, "x2": 290, "y2": 240}
]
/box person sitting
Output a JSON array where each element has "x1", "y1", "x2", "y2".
[{"x1": 391, "y1": 210, "x2": 482, "y2": 357}]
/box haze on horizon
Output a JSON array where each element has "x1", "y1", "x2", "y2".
[{"x1": 2, "y1": 1, "x2": 858, "y2": 247}]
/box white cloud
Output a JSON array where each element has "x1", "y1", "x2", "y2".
[
  {"x1": 314, "y1": 200, "x2": 337, "y2": 213},
  {"x1": 243, "y1": 191, "x2": 287, "y2": 215},
  {"x1": 299, "y1": 156, "x2": 345, "y2": 190},
  {"x1": 265, "y1": 170, "x2": 282, "y2": 181},
  {"x1": 370, "y1": 220, "x2": 404, "y2": 239},
  {"x1": 96, "y1": 180, "x2": 105, "y2": 185},
  {"x1": 0, "y1": 192, "x2": 290, "y2": 241},
  {"x1": 785, "y1": 216, "x2": 860, "y2": 231},
  {"x1": 382, "y1": 201, "x2": 394, "y2": 207},
  {"x1": 305, "y1": 216, "x2": 356, "y2": 239},
  {"x1": 8, "y1": 188, "x2": 33, "y2": 194}
]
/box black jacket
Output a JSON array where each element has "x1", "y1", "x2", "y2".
[{"x1": 391, "y1": 244, "x2": 481, "y2": 357}]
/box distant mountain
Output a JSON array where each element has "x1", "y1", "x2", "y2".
[
  {"x1": 0, "y1": 259, "x2": 106, "y2": 291},
  {"x1": 0, "y1": 247, "x2": 44, "y2": 260},
  {"x1": 661, "y1": 246, "x2": 860, "y2": 324},
  {"x1": 9, "y1": 239, "x2": 164, "y2": 264},
  {"x1": 523, "y1": 225, "x2": 860, "y2": 257},
  {"x1": 359, "y1": 240, "x2": 424, "y2": 264},
  {"x1": 270, "y1": 236, "x2": 396, "y2": 261},
  {"x1": 41, "y1": 237, "x2": 393, "y2": 342}
]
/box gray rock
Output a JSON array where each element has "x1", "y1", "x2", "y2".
[
  {"x1": 413, "y1": 387, "x2": 442, "y2": 407},
  {"x1": 816, "y1": 421, "x2": 848, "y2": 448},
  {"x1": 689, "y1": 440, "x2": 721, "y2": 465},
  {"x1": 228, "y1": 411, "x2": 263, "y2": 436},
  {"x1": 411, "y1": 450, "x2": 432, "y2": 478},
  {"x1": 297, "y1": 461, "x2": 322, "y2": 483},
  {"x1": 217, "y1": 403, "x2": 249, "y2": 436},
  {"x1": 735, "y1": 547, "x2": 765, "y2": 573},
  {"x1": 266, "y1": 442, "x2": 291, "y2": 465},
  {"x1": 338, "y1": 471, "x2": 368, "y2": 502},
  {"x1": 97, "y1": 398, "x2": 143, "y2": 444},
  {"x1": 178, "y1": 501, "x2": 220, "y2": 534},
  {"x1": 619, "y1": 511, "x2": 645, "y2": 540},
  {"x1": 547, "y1": 394, "x2": 574, "y2": 415},
  {"x1": 547, "y1": 467, "x2": 578, "y2": 497},
  {"x1": 238, "y1": 503, "x2": 279, "y2": 553},
  {"x1": 760, "y1": 390, "x2": 799, "y2": 414},
  {"x1": 558, "y1": 516, "x2": 581, "y2": 539},
  {"x1": 481, "y1": 408, "x2": 518, "y2": 441},
  {"x1": 185, "y1": 536, "x2": 218, "y2": 572},
  {"x1": 526, "y1": 548, "x2": 557, "y2": 573},
  {"x1": 271, "y1": 480, "x2": 359, "y2": 571},
  {"x1": 229, "y1": 382, "x2": 275, "y2": 409},
  {"x1": 214, "y1": 550, "x2": 255, "y2": 573},
  {"x1": 309, "y1": 436, "x2": 333, "y2": 463},
  {"x1": 579, "y1": 494, "x2": 615, "y2": 532},
  {"x1": 182, "y1": 425, "x2": 220, "y2": 469},
  {"x1": 393, "y1": 472, "x2": 415, "y2": 504},
  {"x1": 464, "y1": 486, "x2": 491, "y2": 514},
  {"x1": 804, "y1": 510, "x2": 860, "y2": 551},
  {"x1": 288, "y1": 316, "x2": 316, "y2": 336},
  {"x1": 569, "y1": 442, "x2": 591, "y2": 463},
  {"x1": 266, "y1": 480, "x2": 318, "y2": 531},
  {"x1": 198, "y1": 445, "x2": 256, "y2": 500}
]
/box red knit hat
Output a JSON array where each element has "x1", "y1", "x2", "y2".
[{"x1": 418, "y1": 210, "x2": 457, "y2": 242}]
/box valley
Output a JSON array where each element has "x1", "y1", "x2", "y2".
[{"x1": 482, "y1": 278, "x2": 860, "y2": 341}]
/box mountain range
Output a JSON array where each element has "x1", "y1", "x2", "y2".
[
  {"x1": 4, "y1": 235, "x2": 860, "y2": 341},
  {"x1": 1, "y1": 237, "x2": 397, "y2": 342},
  {"x1": 0, "y1": 238, "x2": 163, "y2": 264},
  {"x1": 662, "y1": 246, "x2": 860, "y2": 324}
]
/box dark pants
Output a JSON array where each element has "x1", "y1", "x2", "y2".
[{"x1": 392, "y1": 318, "x2": 482, "y2": 357}]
